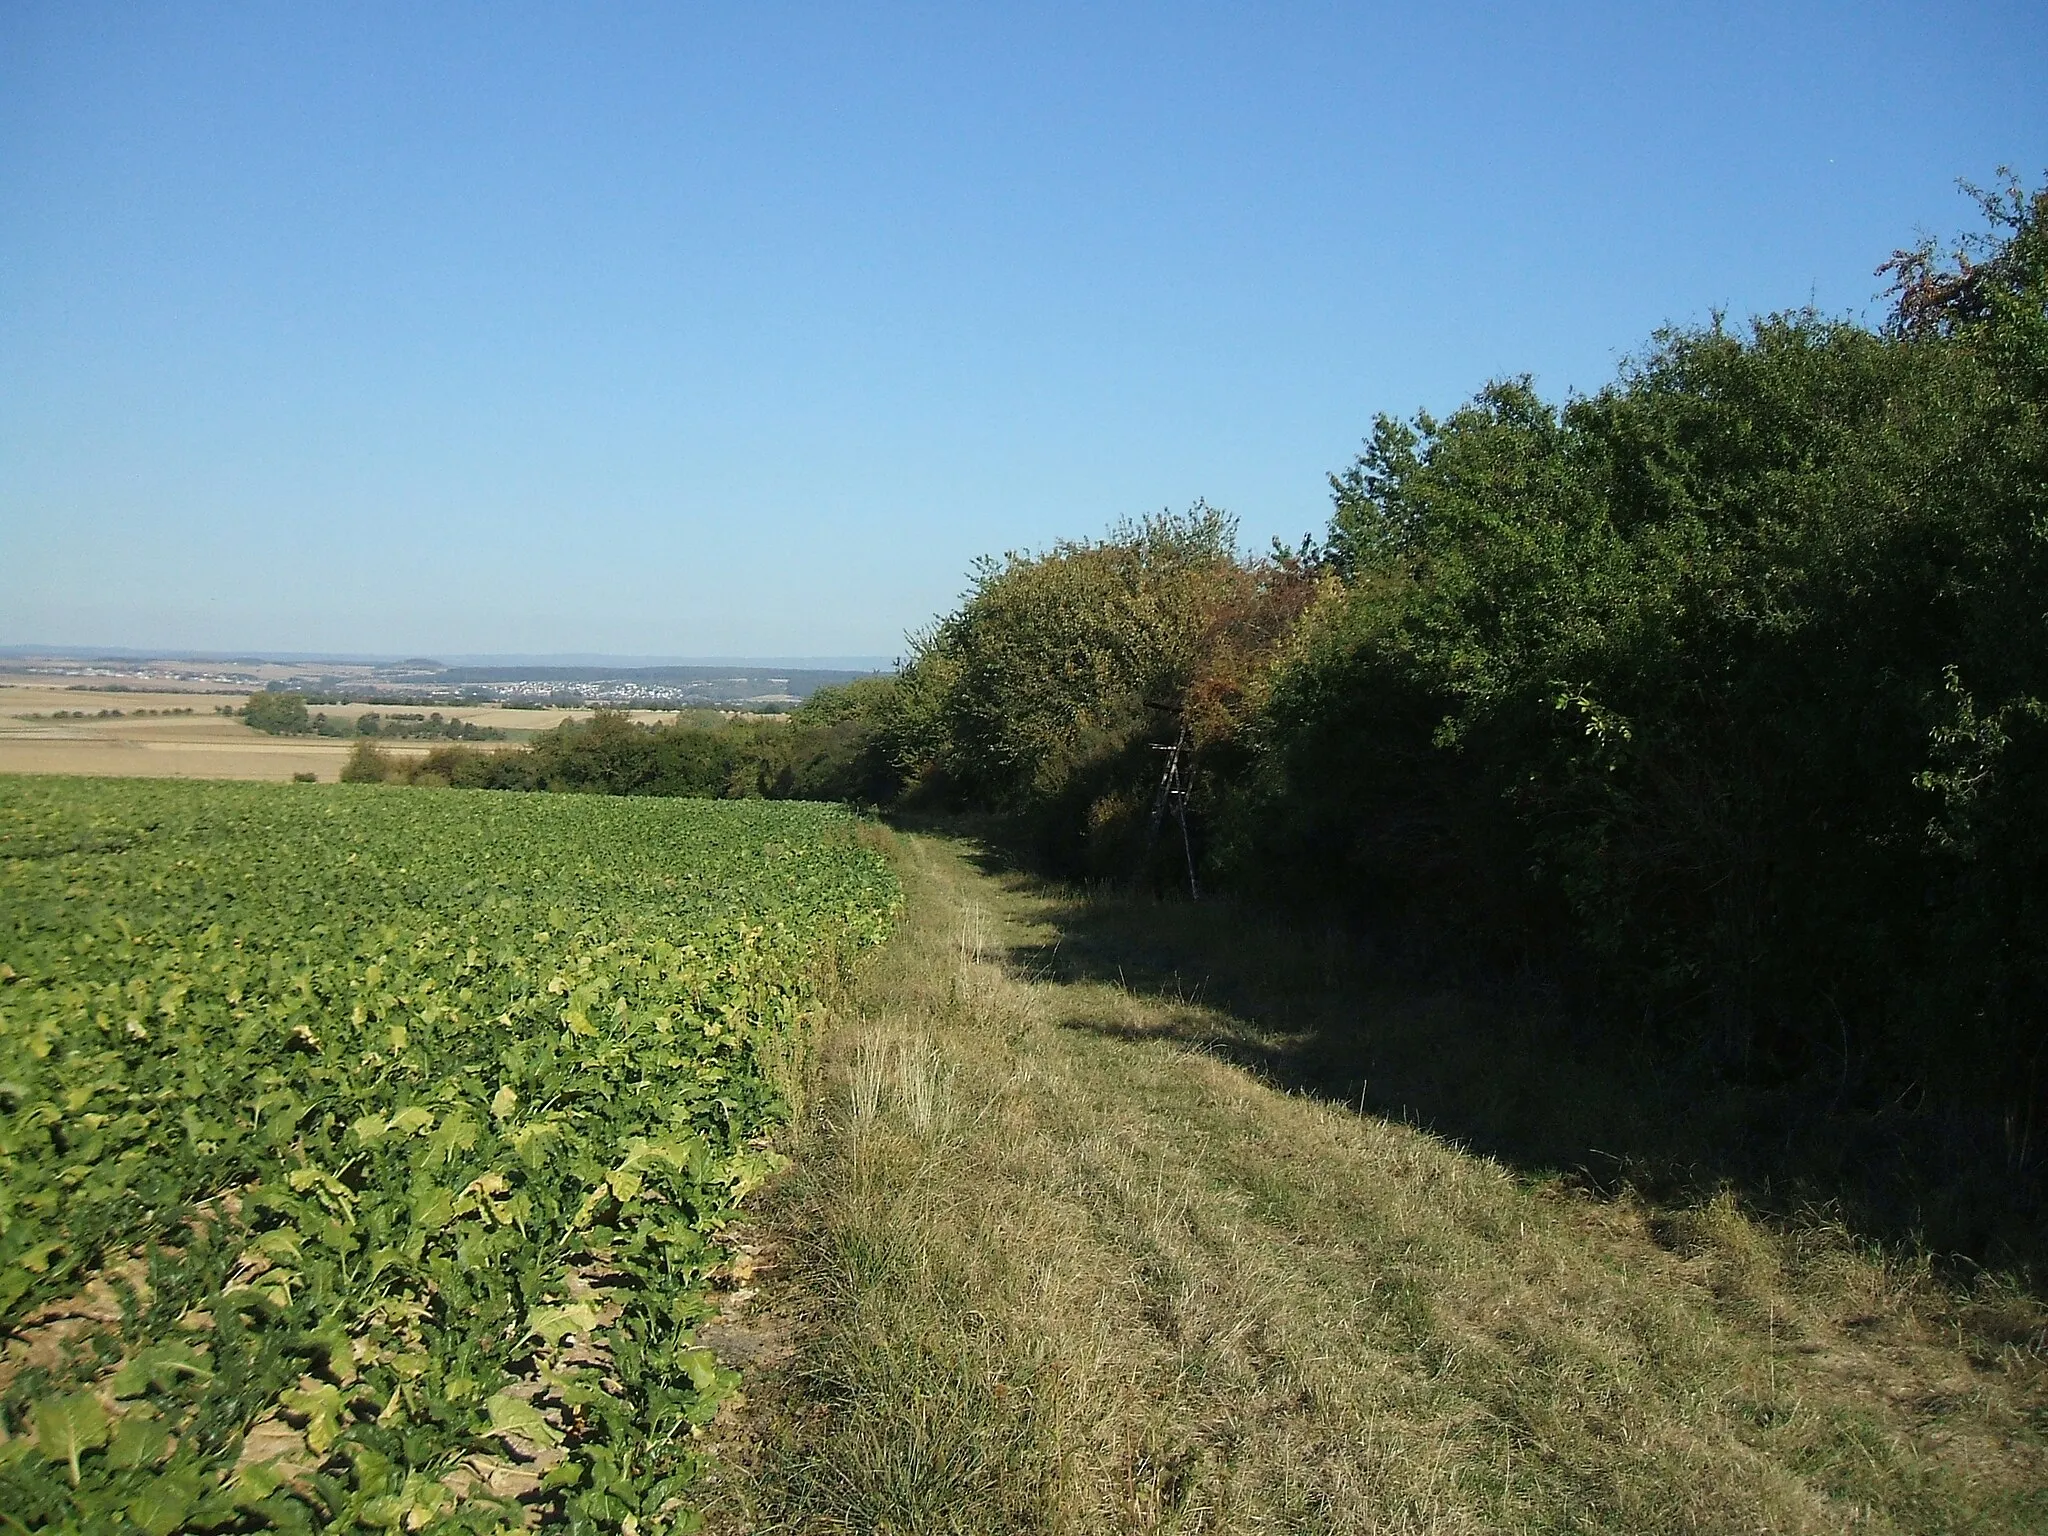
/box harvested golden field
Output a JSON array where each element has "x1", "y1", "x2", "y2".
[
  {"x1": 0, "y1": 679, "x2": 241, "y2": 713},
  {"x1": 0, "y1": 680, "x2": 585, "y2": 781},
  {"x1": 0, "y1": 732, "x2": 416, "y2": 781},
  {"x1": 0, "y1": 686, "x2": 424, "y2": 781}
]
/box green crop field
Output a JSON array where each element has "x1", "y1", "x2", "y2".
[{"x1": 0, "y1": 777, "x2": 899, "y2": 1534}]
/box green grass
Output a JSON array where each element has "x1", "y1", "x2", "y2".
[
  {"x1": 714, "y1": 830, "x2": 2048, "y2": 1534},
  {"x1": 0, "y1": 776, "x2": 898, "y2": 1533}
]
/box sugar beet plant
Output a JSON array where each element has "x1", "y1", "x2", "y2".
[{"x1": 0, "y1": 778, "x2": 899, "y2": 1533}]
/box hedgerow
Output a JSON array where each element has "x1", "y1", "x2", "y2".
[{"x1": 864, "y1": 175, "x2": 2048, "y2": 1257}]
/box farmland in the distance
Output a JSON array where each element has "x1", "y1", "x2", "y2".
[
  {"x1": 0, "y1": 680, "x2": 604, "y2": 783},
  {"x1": 0, "y1": 777, "x2": 899, "y2": 1532}
]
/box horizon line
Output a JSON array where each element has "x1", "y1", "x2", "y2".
[{"x1": 0, "y1": 644, "x2": 898, "y2": 671}]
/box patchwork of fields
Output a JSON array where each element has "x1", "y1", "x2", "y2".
[
  {"x1": 0, "y1": 682, "x2": 610, "y2": 782},
  {"x1": 0, "y1": 778, "x2": 898, "y2": 1531}
]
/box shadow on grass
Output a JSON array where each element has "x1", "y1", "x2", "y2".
[{"x1": 915, "y1": 815, "x2": 2047, "y2": 1285}]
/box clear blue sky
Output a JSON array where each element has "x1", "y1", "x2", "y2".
[{"x1": 4, "y1": 3, "x2": 2043, "y2": 660}]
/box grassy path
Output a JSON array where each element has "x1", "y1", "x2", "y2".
[{"x1": 711, "y1": 831, "x2": 2046, "y2": 1534}]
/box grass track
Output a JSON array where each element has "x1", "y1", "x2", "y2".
[{"x1": 712, "y1": 830, "x2": 2047, "y2": 1535}]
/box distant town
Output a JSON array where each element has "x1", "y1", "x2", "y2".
[{"x1": 0, "y1": 648, "x2": 885, "y2": 710}]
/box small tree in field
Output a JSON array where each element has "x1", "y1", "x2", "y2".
[{"x1": 244, "y1": 691, "x2": 311, "y2": 734}]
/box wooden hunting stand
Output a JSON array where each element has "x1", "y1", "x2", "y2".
[{"x1": 1137, "y1": 718, "x2": 1200, "y2": 900}]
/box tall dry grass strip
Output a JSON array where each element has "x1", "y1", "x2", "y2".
[{"x1": 709, "y1": 831, "x2": 2048, "y2": 1535}]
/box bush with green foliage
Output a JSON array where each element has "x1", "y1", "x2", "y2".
[
  {"x1": 750, "y1": 677, "x2": 908, "y2": 805},
  {"x1": 241, "y1": 691, "x2": 311, "y2": 735},
  {"x1": 347, "y1": 693, "x2": 918, "y2": 807},
  {"x1": 1226, "y1": 176, "x2": 2048, "y2": 1160},
  {"x1": 515, "y1": 711, "x2": 759, "y2": 797},
  {"x1": 355, "y1": 712, "x2": 504, "y2": 742},
  {"x1": 889, "y1": 503, "x2": 1316, "y2": 874}
]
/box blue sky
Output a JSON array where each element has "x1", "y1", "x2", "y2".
[{"x1": 4, "y1": 3, "x2": 2044, "y2": 660}]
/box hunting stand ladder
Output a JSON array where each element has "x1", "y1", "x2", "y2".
[{"x1": 1138, "y1": 722, "x2": 1200, "y2": 900}]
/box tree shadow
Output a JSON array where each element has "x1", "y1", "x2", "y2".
[{"x1": 930, "y1": 821, "x2": 2045, "y2": 1282}]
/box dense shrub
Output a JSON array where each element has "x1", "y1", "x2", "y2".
[
  {"x1": 355, "y1": 710, "x2": 505, "y2": 741},
  {"x1": 341, "y1": 704, "x2": 907, "y2": 802},
  {"x1": 242, "y1": 690, "x2": 311, "y2": 734},
  {"x1": 1227, "y1": 176, "x2": 2048, "y2": 1147},
  {"x1": 339, "y1": 738, "x2": 401, "y2": 782},
  {"x1": 891, "y1": 503, "x2": 1317, "y2": 875},
  {"x1": 753, "y1": 676, "x2": 909, "y2": 804}
]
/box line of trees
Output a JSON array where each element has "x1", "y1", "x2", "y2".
[
  {"x1": 25, "y1": 707, "x2": 195, "y2": 719},
  {"x1": 875, "y1": 175, "x2": 2048, "y2": 1235},
  {"x1": 241, "y1": 692, "x2": 503, "y2": 741},
  {"x1": 367, "y1": 178, "x2": 2048, "y2": 1241},
  {"x1": 337, "y1": 695, "x2": 890, "y2": 799}
]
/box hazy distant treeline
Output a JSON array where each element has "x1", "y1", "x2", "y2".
[
  {"x1": 242, "y1": 691, "x2": 505, "y2": 741},
  {"x1": 371, "y1": 179, "x2": 2048, "y2": 1227},
  {"x1": 338, "y1": 684, "x2": 896, "y2": 802}
]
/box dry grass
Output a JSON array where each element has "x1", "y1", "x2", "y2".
[
  {"x1": 709, "y1": 831, "x2": 2048, "y2": 1534},
  {"x1": 0, "y1": 681, "x2": 241, "y2": 709},
  {"x1": 0, "y1": 680, "x2": 705, "y2": 781},
  {"x1": 0, "y1": 736, "x2": 407, "y2": 781},
  {"x1": 0, "y1": 685, "x2": 445, "y2": 781},
  {"x1": 0, "y1": 735, "x2": 436, "y2": 781}
]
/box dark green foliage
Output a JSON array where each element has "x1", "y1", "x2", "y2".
[
  {"x1": 338, "y1": 739, "x2": 396, "y2": 783},
  {"x1": 898, "y1": 504, "x2": 1240, "y2": 809},
  {"x1": 355, "y1": 693, "x2": 917, "y2": 807},
  {"x1": 338, "y1": 713, "x2": 761, "y2": 796},
  {"x1": 753, "y1": 678, "x2": 909, "y2": 805},
  {"x1": 518, "y1": 711, "x2": 760, "y2": 796},
  {"x1": 242, "y1": 692, "x2": 312, "y2": 735},
  {"x1": 889, "y1": 504, "x2": 1316, "y2": 877},
  {"x1": 354, "y1": 713, "x2": 504, "y2": 743},
  {"x1": 1229, "y1": 176, "x2": 2048, "y2": 1183}
]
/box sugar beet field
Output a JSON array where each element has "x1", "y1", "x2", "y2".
[{"x1": 0, "y1": 778, "x2": 899, "y2": 1533}]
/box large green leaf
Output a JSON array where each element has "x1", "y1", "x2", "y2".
[
  {"x1": 281, "y1": 1380, "x2": 347, "y2": 1454},
  {"x1": 112, "y1": 1342, "x2": 214, "y2": 1398},
  {"x1": 485, "y1": 1390, "x2": 562, "y2": 1451},
  {"x1": 127, "y1": 1468, "x2": 203, "y2": 1536},
  {"x1": 528, "y1": 1302, "x2": 601, "y2": 1347},
  {"x1": 32, "y1": 1391, "x2": 109, "y2": 1485},
  {"x1": 106, "y1": 1409, "x2": 172, "y2": 1470}
]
